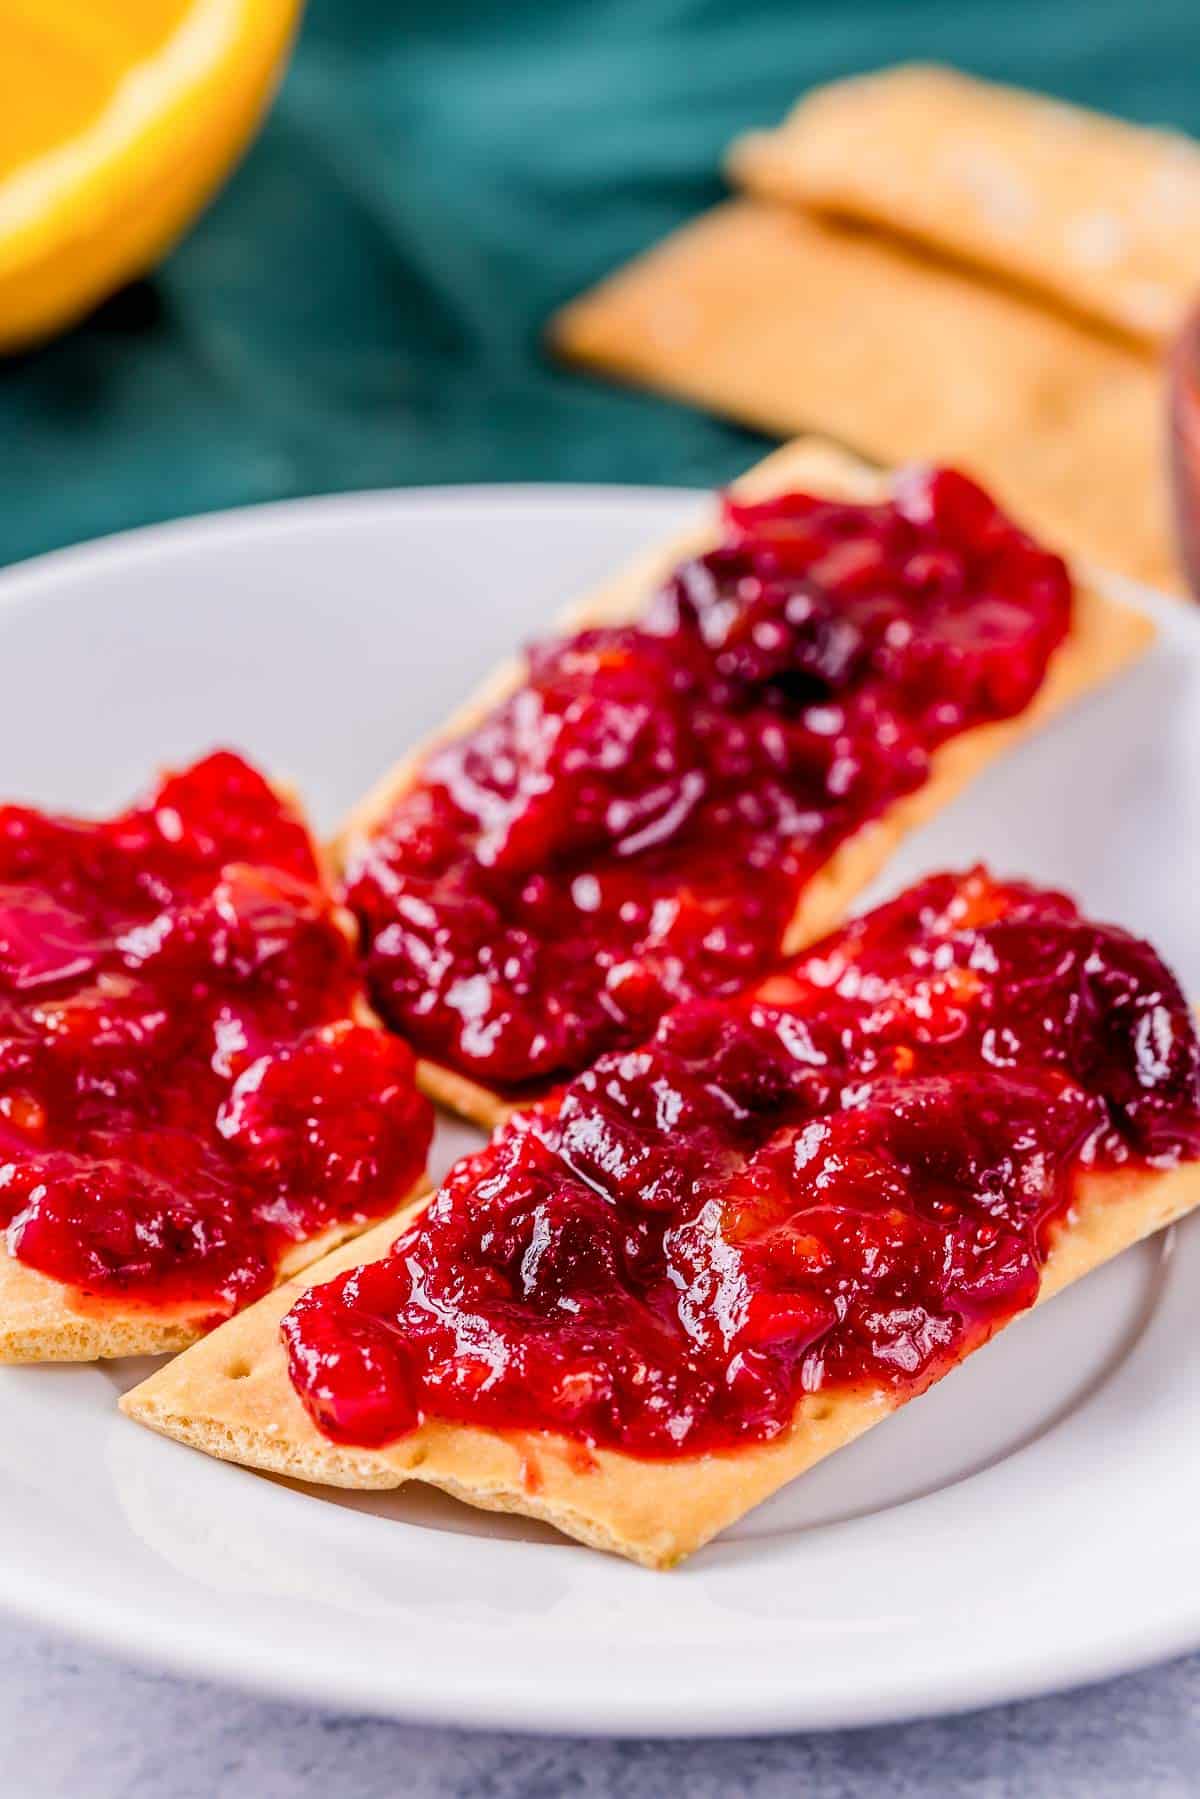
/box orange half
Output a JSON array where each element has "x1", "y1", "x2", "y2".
[{"x1": 0, "y1": 0, "x2": 303, "y2": 350}]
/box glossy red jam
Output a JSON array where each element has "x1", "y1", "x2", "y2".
[
  {"x1": 345, "y1": 470, "x2": 1073, "y2": 1093},
  {"x1": 284, "y1": 870, "x2": 1200, "y2": 1456},
  {"x1": 0, "y1": 752, "x2": 431, "y2": 1318}
]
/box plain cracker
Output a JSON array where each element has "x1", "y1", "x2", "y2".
[
  {"x1": 336, "y1": 437, "x2": 1154, "y2": 1129},
  {"x1": 551, "y1": 202, "x2": 1177, "y2": 593},
  {"x1": 729, "y1": 63, "x2": 1200, "y2": 347}
]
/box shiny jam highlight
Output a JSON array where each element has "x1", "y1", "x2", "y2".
[
  {"x1": 284, "y1": 870, "x2": 1200, "y2": 1456},
  {"x1": 345, "y1": 469, "x2": 1073, "y2": 1094},
  {"x1": 0, "y1": 752, "x2": 431, "y2": 1317}
]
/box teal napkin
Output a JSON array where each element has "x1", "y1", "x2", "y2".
[{"x1": 2, "y1": 0, "x2": 1197, "y2": 567}]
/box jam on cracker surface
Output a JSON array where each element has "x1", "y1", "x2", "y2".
[
  {"x1": 345, "y1": 469, "x2": 1074, "y2": 1094},
  {"x1": 284, "y1": 870, "x2": 1200, "y2": 1457},
  {"x1": 0, "y1": 752, "x2": 431, "y2": 1317}
]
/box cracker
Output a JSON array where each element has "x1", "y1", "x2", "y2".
[
  {"x1": 551, "y1": 201, "x2": 1177, "y2": 593},
  {"x1": 0, "y1": 1183, "x2": 432, "y2": 1365},
  {"x1": 0, "y1": 791, "x2": 430, "y2": 1362},
  {"x1": 728, "y1": 63, "x2": 1200, "y2": 348},
  {"x1": 336, "y1": 437, "x2": 1154, "y2": 1129},
  {"x1": 121, "y1": 1158, "x2": 1200, "y2": 1568}
]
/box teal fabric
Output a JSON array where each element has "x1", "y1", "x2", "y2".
[{"x1": 3, "y1": 0, "x2": 1199, "y2": 567}]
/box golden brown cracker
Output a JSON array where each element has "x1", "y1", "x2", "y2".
[
  {"x1": 121, "y1": 1157, "x2": 1200, "y2": 1567},
  {"x1": 729, "y1": 63, "x2": 1200, "y2": 348},
  {"x1": 552, "y1": 200, "x2": 1177, "y2": 592},
  {"x1": 0, "y1": 1185, "x2": 430, "y2": 1364},
  {"x1": 337, "y1": 438, "x2": 1153, "y2": 1129},
  {"x1": 0, "y1": 800, "x2": 429, "y2": 1363}
]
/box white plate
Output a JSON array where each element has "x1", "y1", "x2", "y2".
[{"x1": 0, "y1": 486, "x2": 1198, "y2": 1737}]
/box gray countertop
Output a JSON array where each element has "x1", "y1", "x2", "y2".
[{"x1": 4, "y1": 1618, "x2": 1197, "y2": 1797}]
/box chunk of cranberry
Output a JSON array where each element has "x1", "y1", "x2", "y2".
[{"x1": 218, "y1": 1023, "x2": 428, "y2": 1233}]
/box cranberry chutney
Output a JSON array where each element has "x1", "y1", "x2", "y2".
[
  {"x1": 345, "y1": 468, "x2": 1073, "y2": 1095},
  {"x1": 0, "y1": 753, "x2": 431, "y2": 1319},
  {"x1": 284, "y1": 870, "x2": 1200, "y2": 1457}
]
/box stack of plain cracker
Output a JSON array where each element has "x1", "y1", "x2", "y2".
[{"x1": 552, "y1": 64, "x2": 1200, "y2": 594}]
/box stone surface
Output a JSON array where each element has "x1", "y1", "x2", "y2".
[{"x1": 2, "y1": 1617, "x2": 1199, "y2": 1796}]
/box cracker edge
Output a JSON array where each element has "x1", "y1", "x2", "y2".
[
  {"x1": 332, "y1": 437, "x2": 1155, "y2": 1130},
  {"x1": 120, "y1": 1158, "x2": 1200, "y2": 1569}
]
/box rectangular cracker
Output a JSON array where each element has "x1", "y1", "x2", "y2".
[
  {"x1": 728, "y1": 63, "x2": 1200, "y2": 348},
  {"x1": 0, "y1": 1177, "x2": 430, "y2": 1364},
  {"x1": 336, "y1": 437, "x2": 1154, "y2": 1130},
  {"x1": 551, "y1": 201, "x2": 1178, "y2": 593},
  {"x1": 120, "y1": 1157, "x2": 1200, "y2": 1568},
  {"x1": 0, "y1": 772, "x2": 431, "y2": 1363}
]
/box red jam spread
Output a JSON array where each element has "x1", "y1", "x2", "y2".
[
  {"x1": 0, "y1": 752, "x2": 431, "y2": 1318},
  {"x1": 344, "y1": 469, "x2": 1073, "y2": 1094},
  {"x1": 283, "y1": 870, "x2": 1200, "y2": 1456}
]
